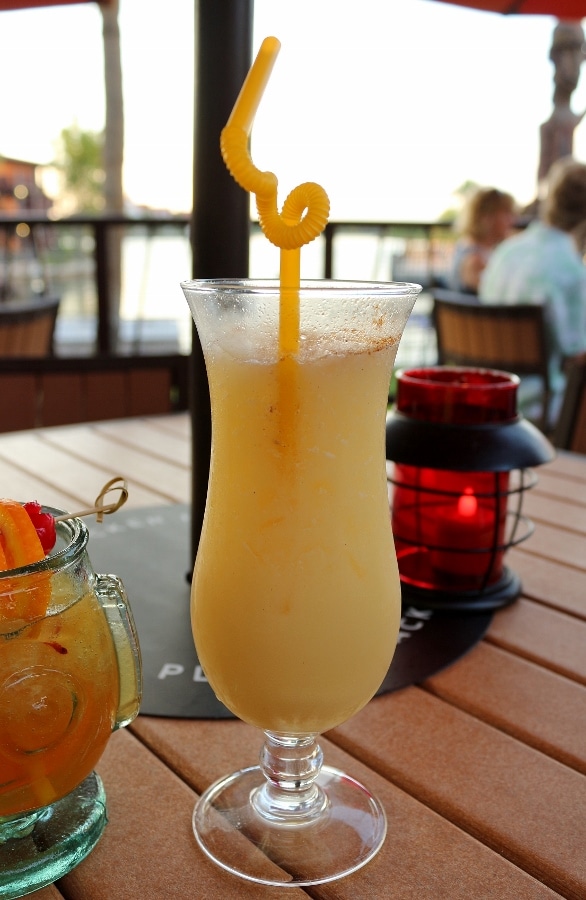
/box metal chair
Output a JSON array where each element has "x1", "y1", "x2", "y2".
[
  {"x1": 553, "y1": 357, "x2": 586, "y2": 453},
  {"x1": 0, "y1": 295, "x2": 60, "y2": 357},
  {"x1": 432, "y1": 290, "x2": 551, "y2": 431}
]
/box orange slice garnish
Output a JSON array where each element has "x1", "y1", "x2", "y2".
[
  {"x1": 0, "y1": 500, "x2": 46, "y2": 569},
  {"x1": 0, "y1": 499, "x2": 50, "y2": 626}
]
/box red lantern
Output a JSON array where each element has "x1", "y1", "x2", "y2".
[{"x1": 386, "y1": 367, "x2": 554, "y2": 611}]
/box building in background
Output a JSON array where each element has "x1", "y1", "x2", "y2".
[
  {"x1": 0, "y1": 156, "x2": 51, "y2": 213},
  {"x1": 0, "y1": 156, "x2": 53, "y2": 301}
]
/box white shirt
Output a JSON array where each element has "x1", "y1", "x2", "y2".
[{"x1": 479, "y1": 221, "x2": 586, "y2": 395}]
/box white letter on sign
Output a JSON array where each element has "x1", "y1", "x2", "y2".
[
  {"x1": 193, "y1": 666, "x2": 208, "y2": 682},
  {"x1": 157, "y1": 663, "x2": 185, "y2": 679}
]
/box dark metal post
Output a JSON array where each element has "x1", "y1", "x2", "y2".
[
  {"x1": 324, "y1": 223, "x2": 334, "y2": 279},
  {"x1": 189, "y1": 0, "x2": 253, "y2": 568},
  {"x1": 94, "y1": 221, "x2": 112, "y2": 355}
]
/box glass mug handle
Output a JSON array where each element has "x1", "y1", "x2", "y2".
[{"x1": 95, "y1": 573, "x2": 143, "y2": 730}]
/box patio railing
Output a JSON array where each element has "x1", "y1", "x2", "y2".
[{"x1": 0, "y1": 213, "x2": 455, "y2": 365}]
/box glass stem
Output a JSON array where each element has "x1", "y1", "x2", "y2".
[{"x1": 251, "y1": 731, "x2": 329, "y2": 825}]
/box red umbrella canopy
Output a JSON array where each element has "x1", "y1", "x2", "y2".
[{"x1": 431, "y1": 1, "x2": 586, "y2": 14}]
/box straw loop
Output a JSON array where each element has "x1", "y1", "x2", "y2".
[
  {"x1": 219, "y1": 36, "x2": 329, "y2": 254},
  {"x1": 220, "y1": 125, "x2": 277, "y2": 197},
  {"x1": 256, "y1": 182, "x2": 330, "y2": 250}
]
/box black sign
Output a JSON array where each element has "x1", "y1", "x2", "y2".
[{"x1": 87, "y1": 506, "x2": 491, "y2": 719}]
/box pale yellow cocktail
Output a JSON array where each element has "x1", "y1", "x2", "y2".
[
  {"x1": 183, "y1": 279, "x2": 418, "y2": 887},
  {"x1": 191, "y1": 290, "x2": 405, "y2": 735}
]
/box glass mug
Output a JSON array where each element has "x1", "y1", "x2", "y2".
[
  {"x1": 182, "y1": 279, "x2": 419, "y2": 886},
  {"x1": 0, "y1": 511, "x2": 142, "y2": 899}
]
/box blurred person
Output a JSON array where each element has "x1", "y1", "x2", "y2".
[
  {"x1": 480, "y1": 157, "x2": 586, "y2": 425},
  {"x1": 449, "y1": 188, "x2": 516, "y2": 294}
]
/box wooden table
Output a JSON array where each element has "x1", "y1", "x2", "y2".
[{"x1": 1, "y1": 413, "x2": 584, "y2": 900}]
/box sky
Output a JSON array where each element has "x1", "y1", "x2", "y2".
[{"x1": 0, "y1": 0, "x2": 583, "y2": 222}]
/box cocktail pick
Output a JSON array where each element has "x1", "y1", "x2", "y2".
[
  {"x1": 54, "y1": 476, "x2": 129, "y2": 524},
  {"x1": 22, "y1": 477, "x2": 128, "y2": 556}
]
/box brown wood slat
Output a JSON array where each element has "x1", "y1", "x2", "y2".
[
  {"x1": 128, "y1": 369, "x2": 173, "y2": 416},
  {"x1": 131, "y1": 717, "x2": 563, "y2": 900},
  {"x1": 488, "y1": 599, "x2": 586, "y2": 684},
  {"x1": 483, "y1": 318, "x2": 501, "y2": 358},
  {"x1": 546, "y1": 452, "x2": 586, "y2": 482},
  {"x1": 85, "y1": 371, "x2": 127, "y2": 420},
  {"x1": 0, "y1": 456, "x2": 84, "y2": 511},
  {"x1": 0, "y1": 330, "x2": 13, "y2": 355},
  {"x1": 509, "y1": 318, "x2": 542, "y2": 365},
  {"x1": 479, "y1": 315, "x2": 501, "y2": 360},
  {"x1": 424, "y1": 642, "x2": 586, "y2": 773},
  {"x1": 0, "y1": 324, "x2": 43, "y2": 356},
  {"x1": 94, "y1": 418, "x2": 191, "y2": 467},
  {"x1": 510, "y1": 547, "x2": 586, "y2": 619},
  {"x1": 41, "y1": 373, "x2": 85, "y2": 426},
  {"x1": 329, "y1": 688, "x2": 586, "y2": 899},
  {"x1": 0, "y1": 373, "x2": 37, "y2": 431},
  {"x1": 514, "y1": 521, "x2": 586, "y2": 571},
  {"x1": 523, "y1": 490, "x2": 586, "y2": 535},
  {"x1": 144, "y1": 411, "x2": 190, "y2": 438},
  {"x1": 532, "y1": 468, "x2": 586, "y2": 503},
  {"x1": 0, "y1": 296, "x2": 59, "y2": 357},
  {"x1": 443, "y1": 308, "x2": 469, "y2": 354},
  {"x1": 9, "y1": 317, "x2": 53, "y2": 355}
]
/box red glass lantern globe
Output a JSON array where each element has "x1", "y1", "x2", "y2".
[{"x1": 386, "y1": 367, "x2": 555, "y2": 611}]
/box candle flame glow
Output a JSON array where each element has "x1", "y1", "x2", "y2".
[{"x1": 457, "y1": 487, "x2": 478, "y2": 518}]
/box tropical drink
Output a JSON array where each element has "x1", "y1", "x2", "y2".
[
  {"x1": 0, "y1": 584, "x2": 119, "y2": 818},
  {"x1": 0, "y1": 508, "x2": 141, "y2": 898},
  {"x1": 192, "y1": 318, "x2": 402, "y2": 734}
]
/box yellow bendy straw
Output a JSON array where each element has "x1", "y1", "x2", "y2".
[{"x1": 220, "y1": 36, "x2": 330, "y2": 357}]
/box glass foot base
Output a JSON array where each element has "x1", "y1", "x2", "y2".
[
  {"x1": 0, "y1": 772, "x2": 107, "y2": 900},
  {"x1": 193, "y1": 764, "x2": 387, "y2": 887}
]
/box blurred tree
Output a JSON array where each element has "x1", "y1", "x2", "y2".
[
  {"x1": 439, "y1": 180, "x2": 479, "y2": 223},
  {"x1": 54, "y1": 124, "x2": 105, "y2": 212}
]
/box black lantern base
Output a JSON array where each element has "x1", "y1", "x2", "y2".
[{"x1": 400, "y1": 565, "x2": 521, "y2": 613}]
